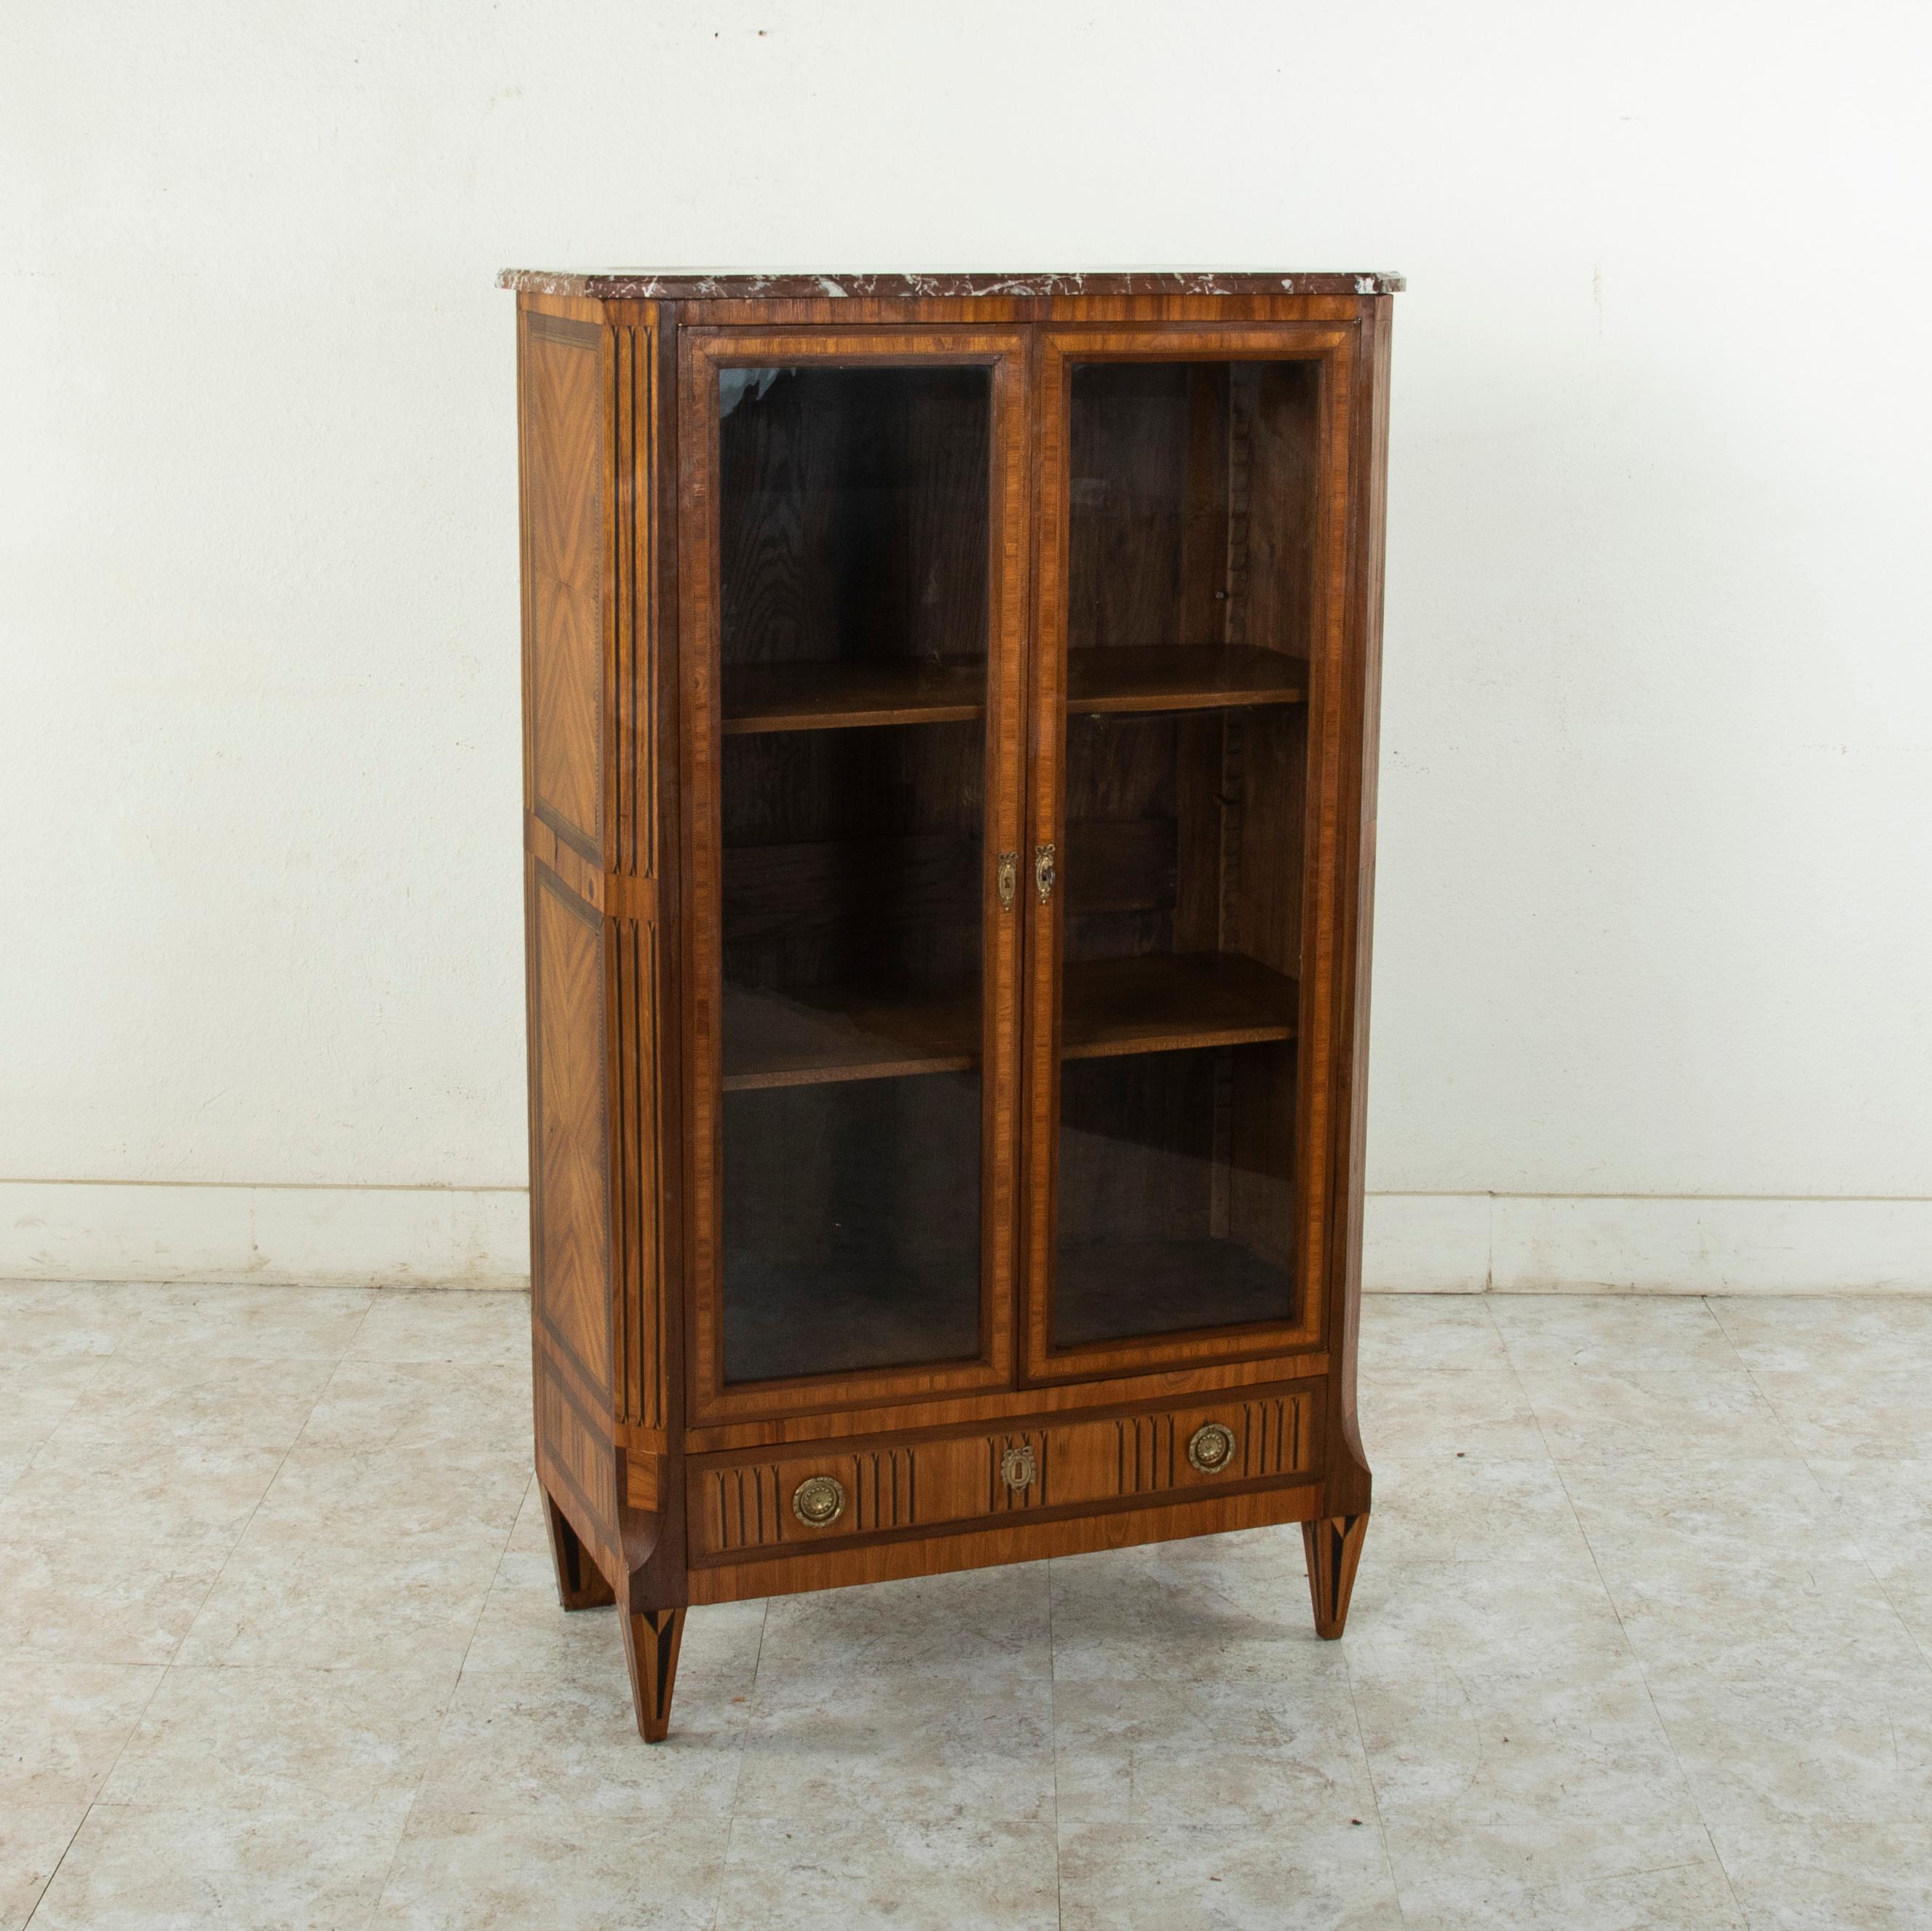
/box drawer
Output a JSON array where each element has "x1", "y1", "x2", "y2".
[{"x1": 686, "y1": 1381, "x2": 1322, "y2": 1561}]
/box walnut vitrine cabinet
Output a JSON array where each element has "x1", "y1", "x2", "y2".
[{"x1": 505, "y1": 269, "x2": 1399, "y2": 1740}]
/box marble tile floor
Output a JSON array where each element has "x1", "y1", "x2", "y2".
[{"x1": 2, "y1": 1280, "x2": 1930, "y2": 1930}]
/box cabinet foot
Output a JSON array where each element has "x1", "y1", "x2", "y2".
[
  {"x1": 1302, "y1": 1512, "x2": 1369, "y2": 1638},
  {"x1": 621, "y1": 1603, "x2": 686, "y2": 1742},
  {"x1": 543, "y1": 1489, "x2": 615, "y2": 1611}
]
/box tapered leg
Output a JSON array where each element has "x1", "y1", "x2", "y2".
[
  {"x1": 621, "y1": 1603, "x2": 686, "y2": 1742},
  {"x1": 543, "y1": 1489, "x2": 615, "y2": 1610},
  {"x1": 1303, "y1": 1513, "x2": 1369, "y2": 1638}
]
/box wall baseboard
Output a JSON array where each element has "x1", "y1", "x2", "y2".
[
  {"x1": 3, "y1": 1181, "x2": 1928, "y2": 1295},
  {"x1": 1365, "y1": 1191, "x2": 1932, "y2": 1293},
  {"x1": 0, "y1": 1181, "x2": 529, "y2": 1289}
]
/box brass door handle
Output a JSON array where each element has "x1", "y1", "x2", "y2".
[
  {"x1": 1034, "y1": 843, "x2": 1056, "y2": 905},
  {"x1": 996, "y1": 852, "x2": 1017, "y2": 911}
]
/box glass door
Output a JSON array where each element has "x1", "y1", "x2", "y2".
[
  {"x1": 1024, "y1": 327, "x2": 1355, "y2": 1381},
  {"x1": 682, "y1": 329, "x2": 1028, "y2": 1422}
]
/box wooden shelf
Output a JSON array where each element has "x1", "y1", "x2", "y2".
[
  {"x1": 722, "y1": 980, "x2": 978, "y2": 1091},
  {"x1": 1054, "y1": 1237, "x2": 1293, "y2": 1348},
  {"x1": 1066, "y1": 645, "x2": 1308, "y2": 715},
  {"x1": 724, "y1": 953, "x2": 1294, "y2": 1091},
  {"x1": 1062, "y1": 952, "x2": 1297, "y2": 1060},
  {"x1": 722, "y1": 657, "x2": 986, "y2": 734},
  {"x1": 724, "y1": 1250, "x2": 982, "y2": 1385}
]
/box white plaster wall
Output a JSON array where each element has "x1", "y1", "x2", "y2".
[{"x1": 4, "y1": 1, "x2": 1929, "y2": 1287}]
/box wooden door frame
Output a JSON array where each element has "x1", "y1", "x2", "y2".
[
  {"x1": 676, "y1": 325, "x2": 1031, "y2": 1428},
  {"x1": 1019, "y1": 322, "x2": 1358, "y2": 1386}
]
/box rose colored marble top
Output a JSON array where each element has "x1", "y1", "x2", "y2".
[{"x1": 498, "y1": 269, "x2": 1404, "y2": 300}]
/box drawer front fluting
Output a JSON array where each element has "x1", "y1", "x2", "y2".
[{"x1": 686, "y1": 1384, "x2": 1322, "y2": 1561}]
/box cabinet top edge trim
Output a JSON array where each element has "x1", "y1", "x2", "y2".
[{"x1": 500, "y1": 269, "x2": 1406, "y2": 299}]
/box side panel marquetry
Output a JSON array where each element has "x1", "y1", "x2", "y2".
[
  {"x1": 523, "y1": 312, "x2": 604, "y2": 856},
  {"x1": 519, "y1": 296, "x2": 668, "y2": 1478},
  {"x1": 531, "y1": 871, "x2": 612, "y2": 1397},
  {"x1": 685, "y1": 1384, "x2": 1319, "y2": 1562},
  {"x1": 537, "y1": 1364, "x2": 617, "y2": 1563},
  {"x1": 520, "y1": 296, "x2": 660, "y2": 884}
]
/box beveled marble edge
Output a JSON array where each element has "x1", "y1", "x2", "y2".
[{"x1": 497, "y1": 268, "x2": 1405, "y2": 298}]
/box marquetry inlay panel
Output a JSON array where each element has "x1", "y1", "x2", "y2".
[
  {"x1": 523, "y1": 313, "x2": 604, "y2": 856},
  {"x1": 531, "y1": 869, "x2": 611, "y2": 1399},
  {"x1": 537, "y1": 1370, "x2": 616, "y2": 1538}
]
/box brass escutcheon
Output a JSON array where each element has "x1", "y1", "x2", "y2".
[
  {"x1": 1000, "y1": 1444, "x2": 1037, "y2": 1492},
  {"x1": 1187, "y1": 1422, "x2": 1237, "y2": 1474},
  {"x1": 1034, "y1": 842, "x2": 1056, "y2": 904},
  {"x1": 997, "y1": 851, "x2": 1018, "y2": 911},
  {"x1": 791, "y1": 1474, "x2": 846, "y2": 1528}
]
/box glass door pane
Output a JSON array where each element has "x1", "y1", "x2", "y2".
[
  {"x1": 713, "y1": 362, "x2": 994, "y2": 1386},
  {"x1": 1050, "y1": 357, "x2": 1319, "y2": 1352}
]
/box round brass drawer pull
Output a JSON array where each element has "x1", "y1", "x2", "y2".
[
  {"x1": 1001, "y1": 1445, "x2": 1037, "y2": 1492},
  {"x1": 1187, "y1": 1422, "x2": 1237, "y2": 1474},
  {"x1": 791, "y1": 1475, "x2": 846, "y2": 1528}
]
